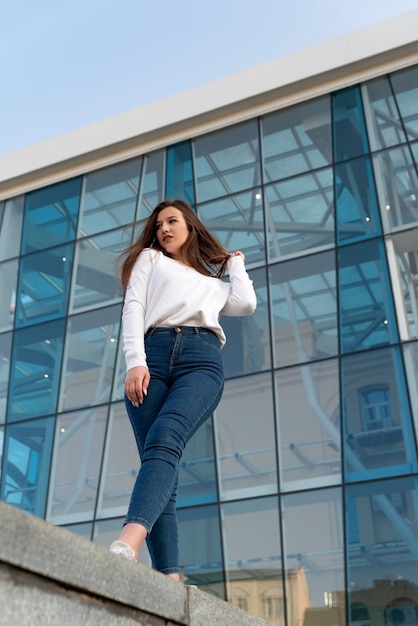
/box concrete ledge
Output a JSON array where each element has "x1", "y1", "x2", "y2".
[{"x1": 0, "y1": 502, "x2": 272, "y2": 625}]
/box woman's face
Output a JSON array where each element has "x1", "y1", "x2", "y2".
[{"x1": 155, "y1": 206, "x2": 190, "y2": 260}]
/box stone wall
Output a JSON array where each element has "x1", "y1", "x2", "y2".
[{"x1": 0, "y1": 501, "x2": 272, "y2": 625}]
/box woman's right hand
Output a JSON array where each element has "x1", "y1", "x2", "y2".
[{"x1": 124, "y1": 366, "x2": 150, "y2": 407}]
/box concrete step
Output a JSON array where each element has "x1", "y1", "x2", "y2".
[{"x1": 0, "y1": 501, "x2": 273, "y2": 625}]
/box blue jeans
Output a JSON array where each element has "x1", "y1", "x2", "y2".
[{"x1": 124, "y1": 326, "x2": 224, "y2": 574}]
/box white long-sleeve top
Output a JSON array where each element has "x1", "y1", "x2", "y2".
[{"x1": 122, "y1": 248, "x2": 257, "y2": 370}]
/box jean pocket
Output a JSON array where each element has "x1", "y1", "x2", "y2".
[{"x1": 196, "y1": 330, "x2": 221, "y2": 352}]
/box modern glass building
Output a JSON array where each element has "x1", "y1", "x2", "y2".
[{"x1": 1, "y1": 12, "x2": 418, "y2": 625}]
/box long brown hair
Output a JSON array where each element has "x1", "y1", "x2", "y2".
[{"x1": 118, "y1": 199, "x2": 230, "y2": 290}]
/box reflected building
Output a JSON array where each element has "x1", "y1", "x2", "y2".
[{"x1": 1, "y1": 12, "x2": 418, "y2": 626}]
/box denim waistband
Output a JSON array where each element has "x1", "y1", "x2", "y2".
[{"x1": 145, "y1": 326, "x2": 215, "y2": 339}]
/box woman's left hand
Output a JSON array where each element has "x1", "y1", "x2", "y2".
[{"x1": 229, "y1": 251, "x2": 245, "y2": 261}]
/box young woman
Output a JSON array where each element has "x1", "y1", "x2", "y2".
[{"x1": 109, "y1": 199, "x2": 256, "y2": 580}]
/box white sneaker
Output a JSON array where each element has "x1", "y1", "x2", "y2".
[{"x1": 109, "y1": 540, "x2": 136, "y2": 561}]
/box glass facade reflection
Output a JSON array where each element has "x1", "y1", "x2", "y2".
[{"x1": 1, "y1": 63, "x2": 418, "y2": 626}]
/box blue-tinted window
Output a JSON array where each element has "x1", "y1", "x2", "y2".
[
  {"x1": 15, "y1": 244, "x2": 74, "y2": 327},
  {"x1": 373, "y1": 145, "x2": 418, "y2": 233},
  {"x1": 1, "y1": 416, "x2": 54, "y2": 517},
  {"x1": 0, "y1": 425, "x2": 3, "y2": 480},
  {"x1": 0, "y1": 196, "x2": 24, "y2": 261},
  {"x1": 276, "y1": 359, "x2": 341, "y2": 491},
  {"x1": 222, "y1": 497, "x2": 283, "y2": 621},
  {"x1": 7, "y1": 319, "x2": 65, "y2": 422},
  {"x1": 281, "y1": 488, "x2": 345, "y2": 626},
  {"x1": 269, "y1": 250, "x2": 337, "y2": 368},
  {"x1": 346, "y1": 476, "x2": 418, "y2": 618},
  {"x1": 261, "y1": 96, "x2": 332, "y2": 182},
  {"x1": 178, "y1": 504, "x2": 224, "y2": 593},
  {"x1": 70, "y1": 228, "x2": 127, "y2": 313},
  {"x1": 21, "y1": 178, "x2": 81, "y2": 254},
  {"x1": 197, "y1": 191, "x2": 265, "y2": 265},
  {"x1": 335, "y1": 156, "x2": 381, "y2": 244},
  {"x1": 166, "y1": 140, "x2": 195, "y2": 205},
  {"x1": 78, "y1": 158, "x2": 141, "y2": 237},
  {"x1": 216, "y1": 373, "x2": 277, "y2": 498},
  {"x1": 47, "y1": 406, "x2": 108, "y2": 524},
  {"x1": 222, "y1": 266, "x2": 269, "y2": 377},
  {"x1": 332, "y1": 86, "x2": 369, "y2": 162},
  {"x1": 265, "y1": 167, "x2": 335, "y2": 260},
  {"x1": 0, "y1": 332, "x2": 12, "y2": 425},
  {"x1": 0, "y1": 258, "x2": 18, "y2": 332},
  {"x1": 194, "y1": 121, "x2": 260, "y2": 203},
  {"x1": 178, "y1": 418, "x2": 217, "y2": 506},
  {"x1": 386, "y1": 229, "x2": 418, "y2": 341},
  {"x1": 342, "y1": 346, "x2": 417, "y2": 481},
  {"x1": 96, "y1": 402, "x2": 140, "y2": 520},
  {"x1": 59, "y1": 305, "x2": 120, "y2": 412},
  {"x1": 362, "y1": 76, "x2": 409, "y2": 150},
  {"x1": 403, "y1": 342, "x2": 418, "y2": 435},
  {"x1": 338, "y1": 239, "x2": 398, "y2": 353},
  {"x1": 136, "y1": 150, "x2": 165, "y2": 219},
  {"x1": 360, "y1": 386, "x2": 392, "y2": 431},
  {"x1": 390, "y1": 66, "x2": 418, "y2": 140}
]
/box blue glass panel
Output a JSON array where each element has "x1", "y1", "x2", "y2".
[
  {"x1": 21, "y1": 178, "x2": 81, "y2": 254},
  {"x1": 338, "y1": 239, "x2": 398, "y2": 353},
  {"x1": 111, "y1": 338, "x2": 125, "y2": 402},
  {"x1": 222, "y1": 497, "x2": 283, "y2": 621},
  {"x1": 178, "y1": 504, "x2": 224, "y2": 594},
  {"x1": 216, "y1": 373, "x2": 277, "y2": 498},
  {"x1": 0, "y1": 332, "x2": 12, "y2": 425},
  {"x1": 332, "y1": 86, "x2": 369, "y2": 162},
  {"x1": 387, "y1": 229, "x2": 418, "y2": 341},
  {"x1": 59, "y1": 305, "x2": 120, "y2": 412},
  {"x1": 166, "y1": 140, "x2": 195, "y2": 205},
  {"x1": 78, "y1": 158, "x2": 141, "y2": 237},
  {"x1": 222, "y1": 266, "x2": 269, "y2": 377},
  {"x1": 1, "y1": 416, "x2": 54, "y2": 517},
  {"x1": 47, "y1": 406, "x2": 108, "y2": 524},
  {"x1": 262, "y1": 95, "x2": 332, "y2": 182},
  {"x1": 0, "y1": 258, "x2": 18, "y2": 331},
  {"x1": 269, "y1": 250, "x2": 337, "y2": 368},
  {"x1": 402, "y1": 341, "x2": 418, "y2": 449},
  {"x1": 15, "y1": 243, "x2": 74, "y2": 327},
  {"x1": 362, "y1": 76, "x2": 408, "y2": 150},
  {"x1": 346, "y1": 476, "x2": 418, "y2": 620},
  {"x1": 96, "y1": 402, "x2": 138, "y2": 519},
  {"x1": 276, "y1": 359, "x2": 341, "y2": 491},
  {"x1": 178, "y1": 418, "x2": 217, "y2": 507},
  {"x1": 197, "y1": 190, "x2": 265, "y2": 265},
  {"x1": 265, "y1": 167, "x2": 335, "y2": 261},
  {"x1": 281, "y1": 488, "x2": 345, "y2": 625},
  {"x1": 335, "y1": 156, "x2": 381, "y2": 243},
  {"x1": 390, "y1": 66, "x2": 418, "y2": 140},
  {"x1": 342, "y1": 346, "x2": 417, "y2": 482},
  {"x1": 7, "y1": 319, "x2": 65, "y2": 422},
  {"x1": 70, "y1": 228, "x2": 128, "y2": 313},
  {"x1": 136, "y1": 150, "x2": 165, "y2": 219},
  {"x1": 194, "y1": 121, "x2": 260, "y2": 203},
  {"x1": 0, "y1": 426, "x2": 3, "y2": 479},
  {"x1": 0, "y1": 196, "x2": 24, "y2": 261},
  {"x1": 373, "y1": 145, "x2": 418, "y2": 233}
]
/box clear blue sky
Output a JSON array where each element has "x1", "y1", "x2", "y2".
[{"x1": 1, "y1": 0, "x2": 417, "y2": 155}]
